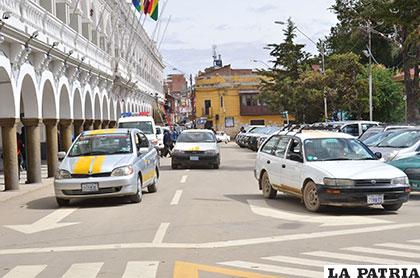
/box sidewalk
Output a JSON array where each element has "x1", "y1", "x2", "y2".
[{"x1": 0, "y1": 164, "x2": 52, "y2": 202}]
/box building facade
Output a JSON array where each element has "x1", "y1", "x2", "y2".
[
  {"x1": 0, "y1": 0, "x2": 164, "y2": 190},
  {"x1": 195, "y1": 65, "x2": 284, "y2": 135},
  {"x1": 165, "y1": 73, "x2": 192, "y2": 124}
]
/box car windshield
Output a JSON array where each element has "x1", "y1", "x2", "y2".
[
  {"x1": 249, "y1": 127, "x2": 266, "y2": 134},
  {"x1": 177, "y1": 132, "x2": 216, "y2": 143},
  {"x1": 363, "y1": 131, "x2": 396, "y2": 147},
  {"x1": 119, "y1": 121, "x2": 154, "y2": 134},
  {"x1": 304, "y1": 138, "x2": 375, "y2": 161},
  {"x1": 68, "y1": 134, "x2": 132, "y2": 157},
  {"x1": 377, "y1": 130, "x2": 420, "y2": 148}
]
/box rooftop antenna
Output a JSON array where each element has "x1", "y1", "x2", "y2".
[{"x1": 212, "y1": 45, "x2": 223, "y2": 68}]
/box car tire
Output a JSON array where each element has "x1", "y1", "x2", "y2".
[
  {"x1": 382, "y1": 203, "x2": 403, "y2": 211},
  {"x1": 148, "y1": 168, "x2": 158, "y2": 193},
  {"x1": 303, "y1": 181, "x2": 322, "y2": 212},
  {"x1": 56, "y1": 198, "x2": 70, "y2": 207},
  {"x1": 261, "y1": 171, "x2": 277, "y2": 199},
  {"x1": 213, "y1": 163, "x2": 220, "y2": 169},
  {"x1": 130, "y1": 176, "x2": 143, "y2": 203}
]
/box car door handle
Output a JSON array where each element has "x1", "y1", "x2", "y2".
[
  {"x1": 282, "y1": 164, "x2": 286, "y2": 168},
  {"x1": 266, "y1": 160, "x2": 271, "y2": 164}
]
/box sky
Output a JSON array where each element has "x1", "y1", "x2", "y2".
[{"x1": 143, "y1": 0, "x2": 338, "y2": 77}]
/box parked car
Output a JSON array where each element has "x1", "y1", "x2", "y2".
[
  {"x1": 172, "y1": 129, "x2": 220, "y2": 169},
  {"x1": 236, "y1": 125, "x2": 264, "y2": 148},
  {"x1": 216, "y1": 131, "x2": 231, "y2": 143},
  {"x1": 254, "y1": 130, "x2": 410, "y2": 212},
  {"x1": 247, "y1": 127, "x2": 281, "y2": 151},
  {"x1": 370, "y1": 129, "x2": 420, "y2": 161},
  {"x1": 331, "y1": 121, "x2": 380, "y2": 137},
  {"x1": 389, "y1": 154, "x2": 420, "y2": 192},
  {"x1": 359, "y1": 125, "x2": 413, "y2": 141},
  {"x1": 54, "y1": 129, "x2": 160, "y2": 206},
  {"x1": 362, "y1": 130, "x2": 403, "y2": 147},
  {"x1": 118, "y1": 113, "x2": 159, "y2": 147}
]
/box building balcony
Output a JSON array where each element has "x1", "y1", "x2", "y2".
[{"x1": 240, "y1": 105, "x2": 278, "y2": 116}]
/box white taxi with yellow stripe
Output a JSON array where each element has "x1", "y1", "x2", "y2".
[
  {"x1": 171, "y1": 129, "x2": 220, "y2": 169},
  {"x1": 54, "y1": 128, "x2": 159, "y2": 206}
]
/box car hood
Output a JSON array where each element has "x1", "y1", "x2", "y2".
[
  {"x1": 61, "y1": 154, "x2": 134, "y2": 174},
  {"x1": 389, "y1": 155, "x2": 420, "y2": 169},
  {"x1": 308, "y1": 160, "x2": 406, "y2": 179},
  {"x1": 174, "y1": 142, "x2": 218, "y2": 152}
]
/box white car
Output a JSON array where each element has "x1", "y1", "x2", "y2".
[
  {"x1": 254, "y1": 130, "x2": 410, "y2": 212},
  {"x1": 172, "y1": 129, "x2": 220, "y2": 169},
  {"x1": 118, "y1": 113, "x2": 159, "y2": 147},
  {"x1": 216, "y1": 131, "x2": 230, "y2": 143}
]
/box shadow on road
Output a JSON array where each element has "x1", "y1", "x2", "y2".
[{"x1": 224, "y1": 193, "x2": 398, "y2": 216}]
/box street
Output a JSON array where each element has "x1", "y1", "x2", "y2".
[{"x1": 0, "y1": 144, "x2": 420, "y2": 277}]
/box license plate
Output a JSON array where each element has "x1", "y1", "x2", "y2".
[
  {"x1": 190, "y1": 156, "x2": 199, "y2": 161},
  {"x1": 81, "y1": 183, "x2": 99, "y2": 192},
  {"x1": 367, "y1": 194, "x2": 384, "y2": 204}
]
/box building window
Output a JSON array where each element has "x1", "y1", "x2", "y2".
[
  {"x1": 204, "y1": 100, "x2": 211, "y2": 115},
  {"x1": 220, "y1": 95, "x2": 224, "y2": 108},
  {"x1": 225, "y1": 117, "x2": 234, "y2": 127},
  {"x1": 241, "y1": 95, "x2": 259, "y2": 106},
  {"x1": 250, "y1": 120, "x2": 265, "y2": 125}
]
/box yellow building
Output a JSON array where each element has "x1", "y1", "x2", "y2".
[{"x1": 195, "y1": 65, "x2": 285, "y2": 136}]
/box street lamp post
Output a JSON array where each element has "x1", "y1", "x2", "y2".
[
  {"x1": 368, "y1": 23, "x2": 373, "y2": 121},
  {"x1": 274, "y1": 21, "x2": 328, "y2": 122}
]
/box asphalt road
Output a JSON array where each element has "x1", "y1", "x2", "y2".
[{"x1": 0, "y1": 143, "x2": 420, "y2": 278}]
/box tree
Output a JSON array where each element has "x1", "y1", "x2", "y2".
[
  {"x1": 325, "y1": 52, "x2": 368, "y2": 120},
  {"x1": 259, "y1": 18, "x2": 309, "y2": 120},
  {"x1": 327, "y1": 0, "x2": 419, "y2": 122}
]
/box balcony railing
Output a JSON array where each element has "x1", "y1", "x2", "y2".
[{"x1": 240, "y1": 105, "x2": 278, "y2": 116}]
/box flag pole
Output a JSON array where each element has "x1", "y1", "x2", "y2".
[{"x1": 158, "y1": 14, "x2": 171, "y2": 50}]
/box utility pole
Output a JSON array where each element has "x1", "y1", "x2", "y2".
[
  {"x1": 368, "y1": 22, "x2": 373, "y2": 121},
  {"x1": 321, "y1": 43, "x2": 327, "y2": 123}
]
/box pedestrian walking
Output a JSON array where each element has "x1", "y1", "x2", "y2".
[{"x1": 161, "y1": 130, "x2": 173, "y2": 157}]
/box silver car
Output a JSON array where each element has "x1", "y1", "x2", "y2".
[{"x1": 54, "y1": 129, "x2": 160, "y2": 206}]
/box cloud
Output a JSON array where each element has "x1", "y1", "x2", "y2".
[
  {"x1": 215, "y1": 24, "x2": 229, "y2": 31},
  {"x1": 249, "y1": 4, "x2": 277, "y2": 13}
]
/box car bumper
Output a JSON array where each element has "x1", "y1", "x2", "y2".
[
  {"x1": 317, "y1": 185, "x2": 410, "y2": 206},
  {"x1": 172, "y1": 153, "x2": 220, "y2": 166},
  {"x1": 54, "y1": 174, "x2": 138, "y2": 200}
]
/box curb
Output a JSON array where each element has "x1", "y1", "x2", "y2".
[{"x1": 0, "y1": 178, "x2": 54, "y2": 202}]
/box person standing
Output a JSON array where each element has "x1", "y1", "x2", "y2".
[{"x1": 162, "y1": 130, "x2": 173, "y2": 157}]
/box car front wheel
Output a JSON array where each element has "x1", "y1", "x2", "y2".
[
  {"x1": 130, "y1": 176, "x2": 143, "y2": 203},
  {"x1": 303, "y1": 181, "x2": 322, "y2": 212},
  {"x1": 261, "y1": 172, "x2": 277, "y2": 199}
]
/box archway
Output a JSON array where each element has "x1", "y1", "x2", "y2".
[
  {"x1": 93, "y1": 93, "x2": 101, "y2": 129},
  {"x1": 73, "y1": 88, "x2": 84, "y2": 136},
  {"x1": 83, "y1": 91, "x2": 93, "y2": 130}
]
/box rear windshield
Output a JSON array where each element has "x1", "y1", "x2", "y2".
[
  {"x1": 68, "y1": 134, "x2": 132, "y2": 157},
  {"x1": 119, "y1": 121, "x2": 154, "y2": 134},
  {"x1": 177, "y1": 132, "x2": 216, "y2": 143},
  {"x1": 377, "y1": 130, "x2": 420, "y2": 148}
]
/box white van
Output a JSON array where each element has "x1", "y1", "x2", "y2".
[{"x1": 118, "y1": 113, "x2": 159, "y2": 147}]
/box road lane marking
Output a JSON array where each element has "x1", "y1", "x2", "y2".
[
  {"x1": 247, "y1": 199, "x2": 392, "y2": 227},
  {"x1": 304, "y1": 251, "x2": 419, "y2": 265},
  {"x1": 408, "y1": 239, "x2": 420, "y2": 244},
  {"x1": 219, "y1": 261, "x2": 322, "y2": 278},
  {"x1": 262, "y1": 255, "x2": 336, "y2": 268},
  {"x1": 62, "y1": 262, "x2": 103, "y2": 278},
  {"x1": 122, "y1": 261, "x2": 159, "y2": 278},
  {"x1": 180, "y1": 175, "x2": 188, "y2": 183},
  {"x1": 376, "y1": 242, "x2": 420, "y2": 251},
  {"x1": 170, "y1": 190, "x2": 183, "y2": 205},
  {"x1": 0, "y1": 223, "x2": 419, "y2": 255},
  {"x1": 174, "y1": 261, "x2": 277, "y2": 278},
  {"x1": 344, "y1": 247, "x2": 420, "y2": 258},
  {"x1": 4, "y1": 208, "x2": 79, "y2": 234},
  {"x1": 152, "y1": 223, "x2": 170, "y2": 244},
  {"x1": 2, "y1": 265, "x2": 47, "y2": 278}
]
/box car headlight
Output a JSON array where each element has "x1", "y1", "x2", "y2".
[
  {"x1": 391, "y1": 176, "x2": 409, "y2": 185},
  {"x1": 387, "y1": 150, "x2": 399, "y2": 161},
  {"x1": 111, "y1": 165, "x2": 134, "y2": 177},
  {"x1": 55, "y1": 169, "x2": 71, "y2": 180},
  {"x1": 205, "y1": 149, "x2": 216, "y2": 154},
  {"x1": 323, "y1": 178, "x2": 355, "y2": 187}
]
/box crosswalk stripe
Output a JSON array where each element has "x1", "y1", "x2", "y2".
[
  {"x1": 2, "y1": 265, "x2": 47, "y2": 278},
  {"x1": 61, "y1": 263, "x2": 103, "y2": 278},
  {"x1": 219, "y1": 260, "x2": 322, "y2": 278},
  {"x1": 376, "y1": 242, "x2": 420, "y2": 251},
  {"x1": 262, "y1": 255, "x2": 336, "y2": 268},
  {"x1": 408, "y1": 239, "x2": 420, "y2": 244},
  {"x1": 122, "y1": 261, "x2": 159, "y2": 278},
  {"x1": 304, "y1": 251, "x2": 419, "y2": 265},
  {"x1": 344, "y1": 247, "x2": 420, "y2": 259}
]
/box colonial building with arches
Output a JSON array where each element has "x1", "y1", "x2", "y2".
[{"x1": 0, "y1": 0, "x2": 164, "y2": 190}]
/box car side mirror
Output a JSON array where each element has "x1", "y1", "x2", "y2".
[
  {"x1": 375, "y1": 152, "x2": 382, "y2": 159},
  {"x1": 58, "y1": 151, "x2": 66, "y2": 161}
]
